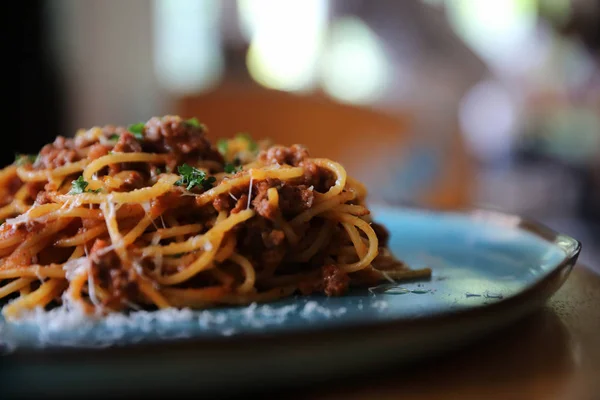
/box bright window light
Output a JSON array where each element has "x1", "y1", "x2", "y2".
[
  {"x1": 153, "y1": 0, "x2": 223, "y2": 94},
  {"x1": 241, "y1": 0, "x2": 328, "y2": 92},
  {"x1": 320, "y1": 17, "x2": 390, "y2": 105}
]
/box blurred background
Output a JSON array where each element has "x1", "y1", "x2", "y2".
[{"x1": 15, "y1": 0, "x2": 600, "y2": 269}]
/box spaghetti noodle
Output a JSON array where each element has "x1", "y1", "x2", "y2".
[{"x1": 0, "y1": 116, "x2": 430, "y2": 319}]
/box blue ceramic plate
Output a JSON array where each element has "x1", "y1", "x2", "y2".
[{"x1": 0, "y1": 206, "x2": 580, "y2": 398}]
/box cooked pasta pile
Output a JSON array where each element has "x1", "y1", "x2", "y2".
[{"x1": 0, "y1": 116, "x2": 430, "y2": 318}]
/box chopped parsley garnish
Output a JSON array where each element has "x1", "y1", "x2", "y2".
[
  {"x1": 109, "y1": 134, "x2": 120, "y2": 141},
  {"x1": 69, "y1": 176, "x2": 101, "y2": 195},
  {"x1": 217, "y1": 139, "x2": 228, "y2": 155},
  {"x1": 14, "y1": 153, "x2": 37, "y2": 166},
  {"x1": 224, "y1": 162, "x2": 242, "y2": 174},
  {"x1": 175, "y1": 164, "x2": 216, "y2": 191},
  {"x1": 185, "y1": 117, "x2": 204, "y2": 129},
  {"x1": 127, "y1": 122, "x2": 145, "y2": 140},
  {"x1": 236, "y1": 132, "x2": 257, "y2": 151},
  {"x1": 155, "y1": 167, "x2": 163, "y2": 175}
]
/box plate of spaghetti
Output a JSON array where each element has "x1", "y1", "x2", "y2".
[{"x1": 0, "y1": 116, "x2": 580, "y2": 399}]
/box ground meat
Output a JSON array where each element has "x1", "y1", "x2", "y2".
[
  {"x1": 36, "y1": 136, "x2": 80, "y2": 169},
  {"x1": 258, "y1": 144, "x2": 309, "y2": 166},
  {"x1": 143, "y1": 115, "x2": 224, "y2": 164},
  {"x1": 35, "y1": 190, "x2": 53, "y2": 205},
  {"x1": 82, "y1": 218, "x2": 103, "y2": 229},
  {"x1": 278, "y1": 184, "x2": 314, "y2": 216},
  {"x1": 151, "y1": 191, "x2": 193, "y2": 216},
  {"x1": 301, "y1": 160, "x2": 336, "y2": 193},
  {"x1": 238, "y1": 217, "x2": 287, "y2": 271},
  {"x1": 106, "y1": 133, "x2": 146, "y2": 175},
  {"x1": 88, "y1": 143, "x2": 111, "y2": 160},
  {"x1": 299, "y1": 265, "x2": 350, "y2": 296},
  {"x1": 101, "y1": 125, "x2": 127, "y2": 138},
  {"x1": 213, "y1": 194, "x2": 235, "y2": 213},
  {"x1": 73, "y1": 125, "x2": 126, "y2": 148},
  {"x1": 252, "y1": 193, "x2": 277, "y2": 221},
  {"x1": 213, "y1": 192, "x2": 249, "y2": 214},
  {"x1": 114, "y1": 171, "x2": 145, "y2": 191},
  {"x1": 251, "y1": 180, "x2": 282, "y2": 220},
  {"x1": 258, "y1": 145, "x2": 335, "y2": 192},
  {"x1": 321, "y1": 265, "x2": 350, "y2": 296},
  {"x1": 89, "y1": 239, "x2": 137, "y2": 308},
  {"x1": 231, "y1": 195, "x2": 248, "y2": 214},
  {"x1": 262, "y1": 248, "x2": 287, "y2": 269},
  {"x1": 25, "y1": 182, "x2": 45, "y2": 203},
  {"x1": 262, "y1": 229, "x2": 285, "y2": 249},
  {"x1": 113, "y1": 132, "x2": 143, "y2": 153}
]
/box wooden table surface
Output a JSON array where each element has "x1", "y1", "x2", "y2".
[{"x1": 296, "y1": 264, "x2": 600, "y2": 400}]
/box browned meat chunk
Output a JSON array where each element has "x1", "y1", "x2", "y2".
[
  {"x1": 143, "y1": 115, "x2": 223, "y2": 164},
  {"x1": 36, "y1": 136, "x2": 80, "y2": 169},
  {"x1": 89, "y1": 239, "x2": 137, "y2": 308},
  {"x1": 258, "y1": 144, "x2": 309, "y2": 166}
]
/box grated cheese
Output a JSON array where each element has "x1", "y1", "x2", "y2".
[
  {"x1": 370, "y1": 300, "x2": 389, "y2": 311},
  {"x1": 300, "y1": 301, "x2": 347, "y2": 319}
]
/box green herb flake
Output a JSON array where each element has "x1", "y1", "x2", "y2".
[
  {"x1": 69, "y1": 176, "x2": 101, "y2": 195},
  {"x1": 185, "y1": 117, "x2": 204, "y2": 129},
  {"x1": 155, "y1": 167, "x2": 163, "y2": 175},
  {"x1": 127, "y1": 122, "x2": 145, "y2": 140},
  {"x1": 236, "y1": 132, "x2": 257, "y2": 151},
  {"x1": 217, "y1": 139, "x2": 228, "y2": 155},
  {"x1": 175, "y1": 164, "x2": 216, "y2": 191},
  {"x1": 14, "y1": 153, "x2": 37, "y2": 166},
  {"x1": 109, "y1": 134, "x2": 120, "y2": 141},
  {"x1": 224, "y1": 163, "x2": 242, "y2": 174}
]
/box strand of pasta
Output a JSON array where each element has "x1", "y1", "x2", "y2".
[
  {"x1": 0, "y1": 265, "x2": 66, "y2": 279},
  {"x1": 209, "y1": 268, "x2": 236, "y2": 287},
  {"x1": 310, "y1": 158, "x2": 347, "y2": 201},
  {"x1": 341, "y1": 222, "x2": 368, "y2": 259},
  {"x1": 2, "y1": 279, "x2": 67, "y2": 319},
  {"x1": 0, "y1": 165, "x2": 18, "y2": 184},
  {"x1": 16, "y1": 160, "x2": 88, "y2": 182},
  {"x1": 290, "y1": 220, "x2": 333, "y2": 262},
  {"x1": 290, "y1": 191, "x2": 355, "y2": 226},
  {"x1": 161, "y1": 286, "x2": 229, "y2": 308},
  {"x1": 83, "y1": 153, "x2": 170, "y2": 190},
  {"x1": 0, "y1": 277, "x2": 34, "y2": 300},
  {"x1": 334, "y1": 204, "x2": 370, "y2": 216},
  {"x1": 2, "y1": 219, "x2": 72, "y2": 268},
  {"x1": 229, "y1": 252, "x2": 256, "y2": 294},
  {"x1": 194, "y1": 166, "x2": 304, "y2": 206},
  {"x1": 154, "y1": 235, "x2": 222, "y2": 285},
  {"x1": 122, "y1": 208, "x2": 164, "y2": 247},
  {"x1": 142, "y1": 209, "x2": 255, "y2": 256},
  {"x1": 0, "y1": 231, "x2": 26, "y2": 250},
  {"x1": 56, "y1": 175, "x2": 179, "y2": 205},
  {"x1": 214, "y1": 234, "x2": 236, "y2": 262},
  {"x1": 67, "y1": 270, "x2": 95, "y2": 314},
  {"x1": 55, "y1": 224, "x2": 108, "y2": 247},
  {"x1": 142, "y1": 223, "x2": 204, "y2": 242},
  {"x1": 100, "y1": 200, "x2": 170, "y2": 309},
  {"x1": 322, "y1": 211, "x2": 379, "y2": 273}
]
